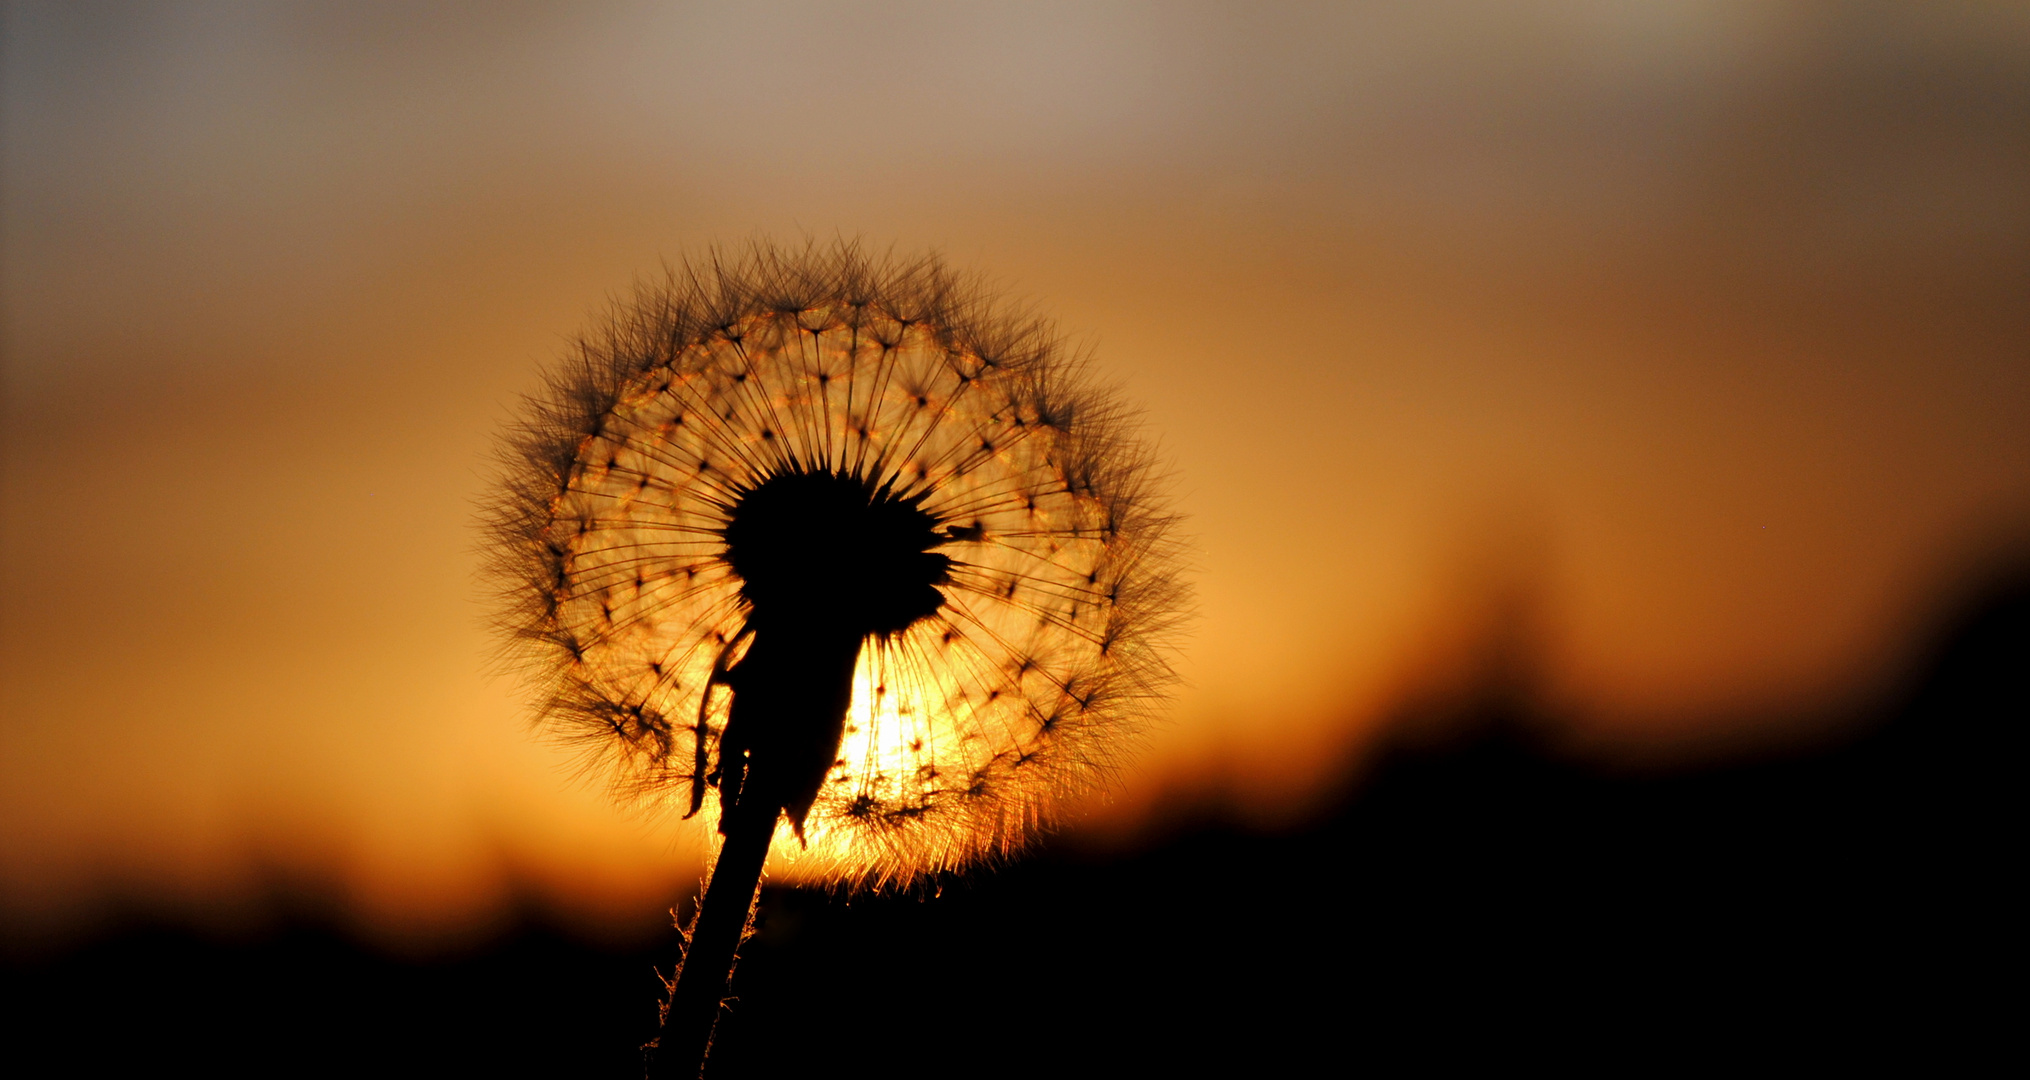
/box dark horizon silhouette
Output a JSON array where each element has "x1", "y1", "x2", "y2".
[{"x1": 8, "y1": 560, "x2": 2016, "y2": 1074}]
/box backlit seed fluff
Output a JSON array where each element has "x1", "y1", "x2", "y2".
[{"x1": 484, "y1": 240, "x2": 1187, "y2": 888}]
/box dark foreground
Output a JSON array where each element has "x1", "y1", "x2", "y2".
[{"x1": 6, "y1": 575, "x2": 2019, "y2": 1076}]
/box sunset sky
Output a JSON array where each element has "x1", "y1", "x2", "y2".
[{"x1": 4, "y1": 2, "x2": 2026, "y2": 947}]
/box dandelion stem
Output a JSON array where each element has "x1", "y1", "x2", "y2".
[{"x1": 651, "y1": 807, "x2": 775, "y2": 1079}]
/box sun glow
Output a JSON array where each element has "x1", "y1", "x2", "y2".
[{"x1": 762, "y1": 642, "x2": 1021, "y2": 882}]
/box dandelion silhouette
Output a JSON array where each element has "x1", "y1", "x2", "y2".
[{"x1": 485, "y1": 240, "x2": 1185, "y2": 1077}]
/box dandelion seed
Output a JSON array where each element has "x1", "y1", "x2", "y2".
[{"x1": 482, "y1": 239, "x2": 1186, "y2": 1077}]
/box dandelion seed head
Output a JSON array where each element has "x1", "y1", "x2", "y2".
[{"x1": 485, "y1": 239, "x2": 1186, "y2": 889}]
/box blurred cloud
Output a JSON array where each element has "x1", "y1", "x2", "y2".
[{"x1": 3, "y1": 0, "x2": 2026, "y2": 942}]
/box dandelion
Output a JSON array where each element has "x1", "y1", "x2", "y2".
[{"x1": 483, "y1": 239, "x2": 1185, "y2": 1077}]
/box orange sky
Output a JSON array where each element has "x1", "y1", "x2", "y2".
[{"x1": 3, "y1": 2, "x2": 2026, "y2": 947}]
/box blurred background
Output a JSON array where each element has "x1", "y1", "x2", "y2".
[{"x1": 2, "y1": 2, "x2": 2025, "y2": 1070}]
